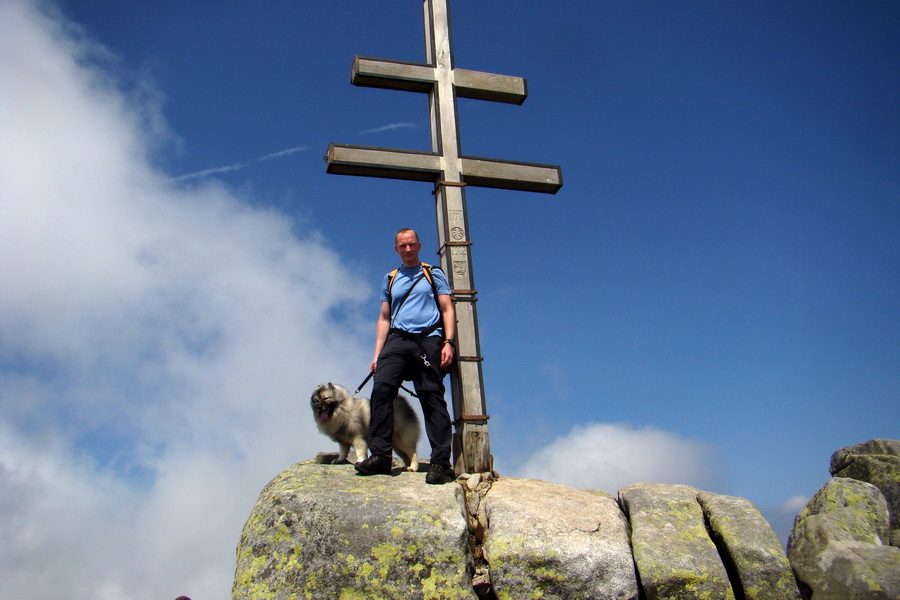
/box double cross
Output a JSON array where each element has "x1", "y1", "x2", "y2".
[{"x1": 326, "y1": 0, "x2": 562, "y2": 474}]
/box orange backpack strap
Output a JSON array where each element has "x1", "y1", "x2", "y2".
[
  {"x1": 386, "y1": 267, "x2": 400, "y2": 298},
  {"x1": 420, "y1": 262, "x2": 437, "y2": 293},
  {"x1": 387, "y1": 262, "x2": 440, "y2": 301}
]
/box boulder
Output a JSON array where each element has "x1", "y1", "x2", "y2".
[
  {"x1": 233, "y1": 464, "x2": 804, "y2": 599},
  {"x1": 233, "y1": 459, "x2": 475, "y2": 600},
  {"x1": 483, "y1": 477, "x2": 639, "y2": 600},
  {"x1": 619, "y1": 483, "x2": 735, "y2": 600},
  {"x1": 787, "y1": 477, "x2": 900, "y2": 600},
  {"x1": 829, "y1": 438, "x2": 900, "y2": 543},
  {"x1": 697, "y1": 491, "x2": 801, "y2": 600}
]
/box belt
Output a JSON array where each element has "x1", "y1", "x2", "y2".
[{"x1": 389, "y1": 324, "x2": 439, "y2": 340}]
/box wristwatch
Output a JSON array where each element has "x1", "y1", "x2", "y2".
[{"x1": 443, "y1": 339, "x2": 455, "y2": 347}]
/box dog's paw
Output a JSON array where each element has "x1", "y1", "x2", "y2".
[{"x1": 316, "y1": 452, "x2": 343, "y2": 464}]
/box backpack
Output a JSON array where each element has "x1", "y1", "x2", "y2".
[{"x1": 386, "y1": 262, "x2": 440, "y2": 307}]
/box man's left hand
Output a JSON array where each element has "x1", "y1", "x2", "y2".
[{"x1": 440, "y1": 342, "x2": 454, "y2": 369}]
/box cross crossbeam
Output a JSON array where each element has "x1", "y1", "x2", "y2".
[
  {"x1": 351, "y1": 56, "x2": 529, "y2": 104},
  {"x1": 326, "y1": 144, "x2": 562, "y2": 193},
  {"x1": 326, "y1": 0, "x2": 562, "y2": 474}
]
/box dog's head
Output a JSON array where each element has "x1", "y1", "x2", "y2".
[{"x1": 310, "y1": 382, "x2": 342, "y2": 425}]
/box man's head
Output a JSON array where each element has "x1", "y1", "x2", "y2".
[{"x1": 394, "y1": 228, "x2": 422, "y2": 267}]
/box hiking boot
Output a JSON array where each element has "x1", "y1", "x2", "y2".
[
  {"x1": 425, "y1": 462, "x2": 455, "y2": 485},
  {"x1": 354, "y1": 454, "x2": 393, "y2": 476}
]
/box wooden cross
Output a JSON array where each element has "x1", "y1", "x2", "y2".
[{"x1": 326, "y1": 0, "x2": 562, "y2": 474}]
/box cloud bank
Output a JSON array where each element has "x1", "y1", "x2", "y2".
[
  {"x1": 518, "y1": 422, "x2": 723, "y2": 493},
  {"x1": 1, "y1": 1, "x2": 368, "y2": 598}
]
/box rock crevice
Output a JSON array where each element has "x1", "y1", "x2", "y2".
[{"x1": 457, "y1": 471, "x2": 496, "y2": 598}]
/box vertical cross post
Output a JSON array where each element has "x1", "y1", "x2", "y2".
[
  {"x1": 426, "y1": 0, "x2": 489, "y2": 475},
  {"x1": 326, "y1": 0, "x2": 562, "y2": 474}
]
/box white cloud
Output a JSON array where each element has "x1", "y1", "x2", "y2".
[
  {"x1": 0, "y1": 1, "x2": 370, "y2": 598},
  {"x1": 761, "y1": 494, "x2": 810, "y2": 546},
  {"x1": 779, "y1": 494, "x2": 810, "y2": 514},
  {"x1": 518, "y1": 422, "x2": 722, "y2": 494}
]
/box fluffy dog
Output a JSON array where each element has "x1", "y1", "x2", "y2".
[{"x1": 310, "y1": 382, "x2": 420, "y2": 471}]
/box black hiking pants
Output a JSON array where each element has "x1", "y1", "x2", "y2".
[{"x1": 369, "y1": 332, "x2": 452, "y2": 465}]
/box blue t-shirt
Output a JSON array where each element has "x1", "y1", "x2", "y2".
[{"x1": 381, "y1": 264, "x2": 450, "y2": 336}]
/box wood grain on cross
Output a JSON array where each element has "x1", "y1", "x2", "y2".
[{"x1": 326, "y1": 0, "x2": 562, "y2": 474}]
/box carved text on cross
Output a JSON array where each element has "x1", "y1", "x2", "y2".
[{"x1": 326, "y1": 0, "x2": 562, "y2": 474}]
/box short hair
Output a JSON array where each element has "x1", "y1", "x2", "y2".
[{"x1": 394, "y1": 228, "x2": 419, "y2": 244}]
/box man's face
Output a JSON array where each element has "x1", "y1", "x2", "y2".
[{"x1": 394, "y1": 231, "x2": 421, "y2": 265}]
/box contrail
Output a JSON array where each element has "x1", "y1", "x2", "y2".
[
  {"x1": 174, "y1": 145, "x2": 307, "y2": 181},
  {"x1": 259, "y1": 146, "x2": 307, "y2": 160},
  {"x1": 360, "y1": 122, "x2": 417, "y2": 135}
]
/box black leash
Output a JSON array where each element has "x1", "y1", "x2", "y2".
[
  {"x1": 353, "y1": 371, "x2": 418, "y2": 398},
  {"x1": 353, "y1": 372, "x2": 373, "y2": 395}
]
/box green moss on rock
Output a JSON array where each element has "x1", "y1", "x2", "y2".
[
  {"x1": 620, "y1": 483, "x2": 735, "y2": 600},
  {"x1": 232, "y1": 460, "x2": 475, "y2": 600},
  {"x1": 788, "y1": 475, "x2": 900, "y2": 599}
]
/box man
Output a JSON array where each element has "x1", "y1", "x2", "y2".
[{"x1": 355, "y1": 228, "x2": 457, "y2": 484}]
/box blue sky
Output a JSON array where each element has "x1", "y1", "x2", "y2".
[{"x1": 1, "y1": 1, "x2": 897, "y2": 598}]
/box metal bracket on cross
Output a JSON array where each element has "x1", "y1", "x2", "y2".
[{"x1": 325, "y1": 0, "x2": 563, "y2": 474}]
